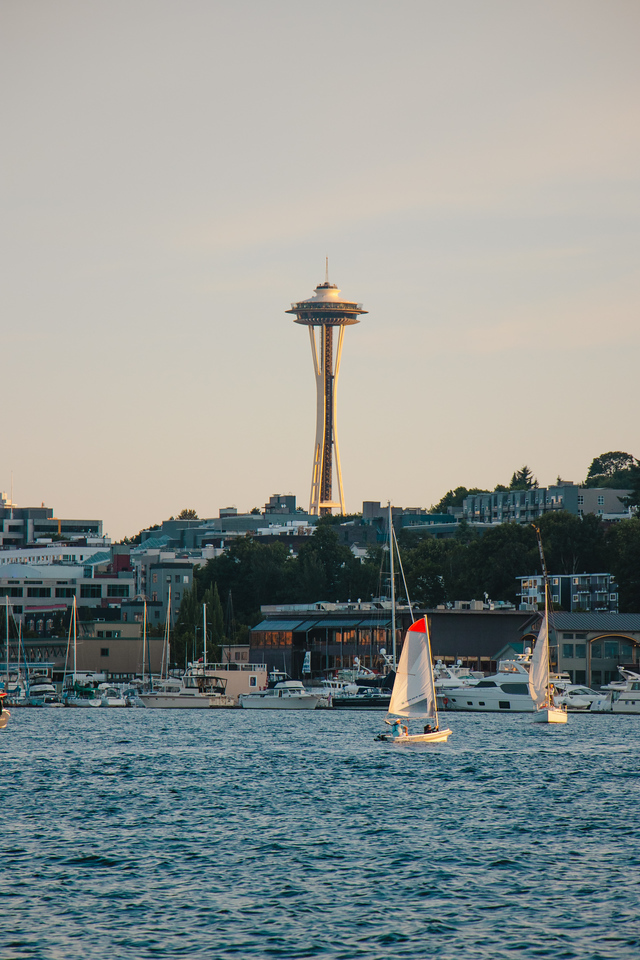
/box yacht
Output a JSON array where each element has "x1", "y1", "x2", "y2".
[
  {"x1": 239, "y1": 680, "x2": 318, "y2": 709},
  {"x1": 553, "y1": 683, "x2": 600, "y2": 711},
  {"x1": 140, "y1": 663, "x2": 229, "y2": 709},
  {"x1": 445, "y1": 655, "x2": 535, "y2": 713},
  {"x1": 589, "y1": 668, "x2": 640, "y2": 714},
  {"x1": 434, "y1": 660, "x2": 482, "y2": 708}
]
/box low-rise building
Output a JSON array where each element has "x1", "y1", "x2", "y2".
[
  {"x1": 463, "y1": 483, "x2": 631, "y2": 525},
  {"x1": 518, "y1": 574, "x2": 619, "y2": 613}
]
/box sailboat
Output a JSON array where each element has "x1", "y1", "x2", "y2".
[
  {"x1": 375, "y1": 617, "x2": 452, "y2": 743},
  {"x1": 530, "y1": 527, "x2": 567, "y2": 724}
]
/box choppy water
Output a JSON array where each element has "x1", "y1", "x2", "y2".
[{"x1": 1, "y1": 709, "x2": 639, "y2": 960}]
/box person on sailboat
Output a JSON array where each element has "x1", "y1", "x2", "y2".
[
  {"x1": 423, "y1": 722, "x2": 437, "y2": 734},
  {"x1": 391, "y1": 718, "x2": 403, "y2": 738}
]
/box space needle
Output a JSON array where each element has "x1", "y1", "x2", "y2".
[{"x1": 287, "y1": 265, "x2": 367, "y2": 516}]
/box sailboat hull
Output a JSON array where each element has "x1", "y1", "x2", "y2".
[
  {"x1": 533, "y1": 706, "x2": 567, "y2": 724},
  {"x1": 377, "y1": 727, "x2": 452, "y2": 744}
]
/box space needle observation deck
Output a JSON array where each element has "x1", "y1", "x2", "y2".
[{"x1": 286, "y1": 272, "x2": 367, "y2": 516}]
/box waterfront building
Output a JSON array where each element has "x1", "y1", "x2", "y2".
[
  {"x1": 529, "y1": 612, "x2": 640, "y2": 687},
  {"x1": 462, "y1": 482, "x2": 631, "y2": 525},
  {"x1": 518, "y1": 573, "x2": 619, "y2": 613},
  {"x1": 250, "y1": 602, "x2": 537, "y2": 678},
  {"x1": 286, "y1": 271, "x2": 367, "y2": 516}
]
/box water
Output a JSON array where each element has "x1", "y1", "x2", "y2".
[{"x1": 1, "y1": 709, "x2": 639, "y2": 960}]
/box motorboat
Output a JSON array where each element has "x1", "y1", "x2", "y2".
[
  {"x1": 590, "y1": 668, "x2": 640, "y2": 714},
  {"x1": 97, "y1": 683, "x2": 129, "y2": 707},
  {"x1": 445, "y1": 655, "x2": 536, "y2": 712},
  {"x1": 239, "y1": 680, "x2": 318, "y2": 709},
  {"x1": 140, "y1": 663, "x2": 229, "y2": 709},
  {"x1": 553, "y1": 683, "x2": 600, "y2": 711},
  {"x1": 434, "y1": 660, "x2": 482, "y2": 708}
]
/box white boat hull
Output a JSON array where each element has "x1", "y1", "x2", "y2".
[
  {"x1": 378, "y1": 727, "x2": 452, "y2": 744},
  {"x1": 140, "y1": 693, "x2": 212, "y2": 709},
  {"x1": 533, "y1": 706, "x2": 567, "y2": 724}
]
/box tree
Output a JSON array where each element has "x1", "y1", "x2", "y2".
[
  {"x1": 249, "y1": 507, "x2": 261, "y2": 515},
  {"x1": 584, "y1": 451, "x2": 639, "y2": 489},
  {"x1": 430, "y1": 487, "x2": 487, "y2": 513},
  {"x1": 177, "y1": 508, "x2": 199, "y2": 520},
  {"x1": 509, "y1": 466, "x2": 538, "y2": 490},
  {"x1": 606, "y1": 519, "x2": 640, "y2": 612}
]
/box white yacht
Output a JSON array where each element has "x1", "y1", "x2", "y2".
[
  {"x1": 590, "y1": 668, "x2": 640, "y2": 714},
  {"x1": 140, "y1": 663, "x2": 229, "y2": 709},
  {"x1": 434, "y1": 660, "x2": 482, "y2": 708},
  {"x1": 445, "y1": 655, "x2": 535, "y2": 713},
  {"x1": 553, "y1": 683, "x2": 600, "y2": 711},
  {"x1": 239, "y1": 680, "x2": 318, "y2": 709}
]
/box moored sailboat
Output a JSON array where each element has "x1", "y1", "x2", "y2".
[{"x1": 375, "y1": 617, "x2": 452, "y2": 743}]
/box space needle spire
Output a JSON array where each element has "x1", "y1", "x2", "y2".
[{"x1": 287, "y1": 271, "x2": 367, "y2": 516}]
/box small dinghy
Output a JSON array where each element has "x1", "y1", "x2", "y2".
[{"x1": 375, "y1": 617, "x2": 452, "y2": 744}]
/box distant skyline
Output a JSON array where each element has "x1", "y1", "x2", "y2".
[{"x1": 2, "y1": 1, "x2": 639, "y2": 540}]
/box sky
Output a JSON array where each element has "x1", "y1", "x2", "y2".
[{"x1": 2, "y1": 0, "x2": 639, "y2": 540}]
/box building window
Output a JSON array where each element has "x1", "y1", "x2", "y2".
[
  {"x1": 604, "y1": 641, "x2": 618, "y2": 658},
  {"x1": 610, "y1": 594, "x2": 618, "y2": 600},
  {"x1": 597, "y1": 495, "x2": 604, "y2": 506},
  {"x1": 154, "y1": 610, "x2": 160, "y2": 619},
  {"x1": 152, "y1": 573, "x2": 158, "y2": 584},
  {"x1": 572, "y1": 595, "x2": 579, "y2": 603},
  {"x1": 55, "y1": 587, "x2": 76, "y2": 598},
  {"x1": 575, "y1": 644, "x2": 586, "y2": 659},
  {"x1": 563, "y1": 633, "x2": 574, "y2": 640},
  {"x1": 592, "y1": 670, "x2": 602, "y2": 685},
  {"x1": 107, "y1": 585, "x2": 129, "y2": 597},
  {"x1": 81, "y1": 584, "x2": 102, "y2": 598},
  {"x1": 175, "y1": 575, "x2": 180, "y2": 583},
  {"x1": 100, "y1": 648, "x2": 109, "y2": 657},
  {"x1": 166, "y1": 576, "x2": 171, "y2": 583},
  {"x1": 563, "y1": 644, "x2": 574, "y2": 658},
  {"x1": 27, "y1": 587, "x2": 51, "y2": 598},
  {"x1": 577, "y1": 495, "x2": 584, "y2": 506},
  {"x1": 552, "y1": 594, "x2": 559, "y2": 603},
  {"x1": 183, "y1": 575, "x2": 189, "y2": 584},
  {"x1": 97, "y1": 631, "x2": 104, "y2": 638},
  {"x1": 620, "y1": 642, "x2": 633, "y2": 659},
  {"x1": 249, "y1": 676, "x2": 257, "y2": 687},
  {"x1": 592, "y1": 643, "x2": 602, "y2": 659}
]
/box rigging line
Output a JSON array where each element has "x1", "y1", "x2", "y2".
[{"x1": 392, "y1": 524, "x2": 414, "y2": 621}]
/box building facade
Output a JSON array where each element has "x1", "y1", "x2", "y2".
[
  {"x1": 462, "y1": 483, "x2": 631, "y2": 525},
  {"x1": 518, "y1": 574, "x2": 619, "y2": 613}
]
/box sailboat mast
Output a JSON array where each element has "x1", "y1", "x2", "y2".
[
  {"x1": 142, "y1": 600, "x2": 147, "y2": 687},
  {"x1": 533, "y1": 525, "x2": 551, "y2": 702},
  {"x1": 424, "y1": 615, "x2": 439, "y2": 727},
  {"x1": 388, "y1": 502, "x2": 396, "y2": 669},
  {"x1": 203, "y1": 602, "x2": 207, "y2": 671},
  {"x1": 73, "y1": 596, "x2": 77, "y2": 681},
  {"x1": 5, "y1": 596, "x2": 9, "y2": 690}
]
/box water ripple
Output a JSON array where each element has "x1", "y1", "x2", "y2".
[{"x1": 1, "y1": 710, "x2": 639, "y2": 958}]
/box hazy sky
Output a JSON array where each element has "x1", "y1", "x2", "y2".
[{"x1": 2, "y1": 0, "x2": 639, "y2": 540}]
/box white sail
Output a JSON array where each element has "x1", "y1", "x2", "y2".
[
  {"x1": 528, "y1": 610, "x2": 549, "y2": 705},
  {"x1": 388, "y1": 618, "x2": 437, "y2": 720}
]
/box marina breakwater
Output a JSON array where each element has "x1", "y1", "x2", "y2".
[{"x1": 1, "y1": 710, "x2": 639, "y2": 959}]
